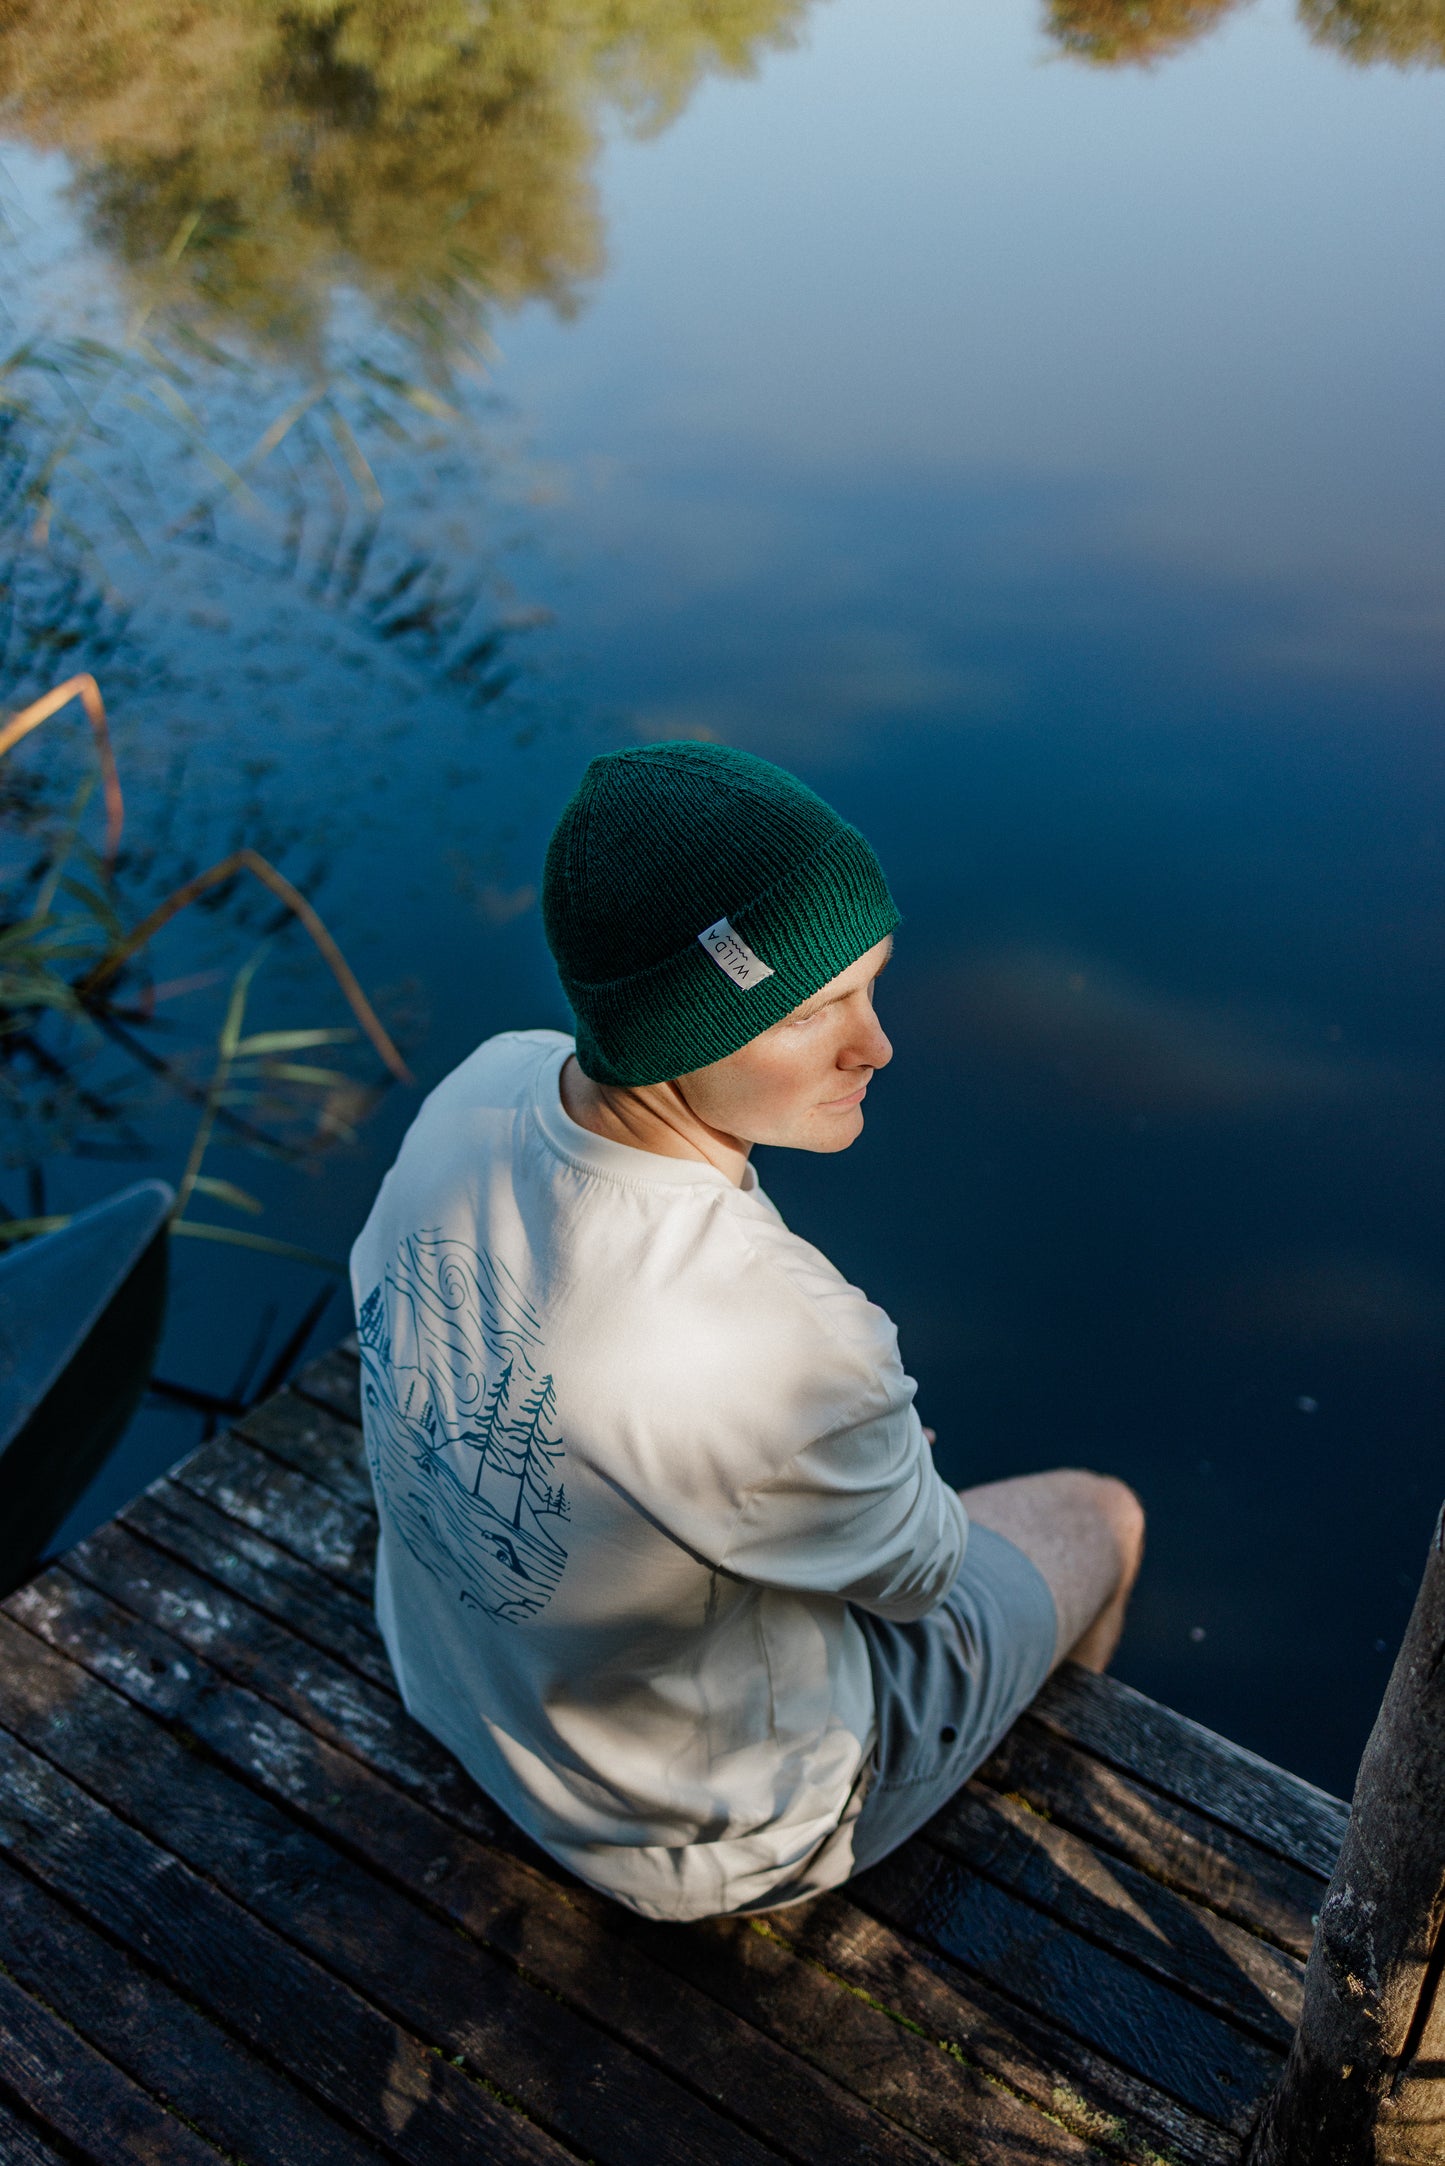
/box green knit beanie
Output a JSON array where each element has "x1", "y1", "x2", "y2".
[{"x1": 542, "y1": 742, "x2": 899, "y2": 1085}]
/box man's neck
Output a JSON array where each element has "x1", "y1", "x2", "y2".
[{"x1": 559, "y1": 1056, "x2": 752, "y2": 1187}]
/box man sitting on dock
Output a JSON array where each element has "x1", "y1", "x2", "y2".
[{"x1": 350, "y1": 742, "x2": 1144, "y2": 1921}]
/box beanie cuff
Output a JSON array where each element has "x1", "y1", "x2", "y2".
[{"x1": 569, "y1": 822, "x2": 900, "y2": 1086}]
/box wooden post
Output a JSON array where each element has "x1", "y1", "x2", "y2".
[{"x1": 1246, "y1": 1504, "x2": 1445, "y2": 2165}]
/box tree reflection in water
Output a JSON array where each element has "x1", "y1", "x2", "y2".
[
  {"x1": 0, "y1": 0, "x2": 813, "y2": 1416},
  {"x1": 1299, "y1": 0, "x2": 1445, "y2": 64},
  {"x1": 0, "y1": 0, "x2": 1439, "y2": 1492},
  {"x1": 0, "y1": 0, "x2": 808, "y2": 358},
  {"x1": 0, "y1": 0, "x2": 1434, "y2": 359},
  {"x1": 1049, "y1": 0, "x2": 1444, "y2": 68},
  {"x1": 1045, "y1": 0, "x2": 1244, "y2": 65}
]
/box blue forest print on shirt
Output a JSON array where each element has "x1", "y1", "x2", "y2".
[{"x1": 357, "y1": 1232, "x2": 569, "y2": 1624}]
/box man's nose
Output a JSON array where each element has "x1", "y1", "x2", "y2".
[{"x1": 848, "y1": 1005, "x2": 892, "y2": 1070}]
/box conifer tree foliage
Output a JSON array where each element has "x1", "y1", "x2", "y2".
[
  {"x1": 458, "y1": 1357, "x2": 568, "y2": 1531},
  {"x1": 508, "y1": 1373, "x2": 565, "y2": 1530},
  {"x1": 465, "y1": 1353, "x2": 515, "y2": 1496},
  {"x1": 359, "y1": 1241, "x2": 571, "y2": 1621}
]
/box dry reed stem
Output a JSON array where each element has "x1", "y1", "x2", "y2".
[
  {"x1": 80, "y1": 846, "x2": 414, "y2": 1084},
  {"x1": 0, "y1": 674, "x2": 125, "y2": 865}
]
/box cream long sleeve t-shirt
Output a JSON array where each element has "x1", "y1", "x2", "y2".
[{"x1": 349, "y1": 1029, "x2": 968, "y2": 1920}]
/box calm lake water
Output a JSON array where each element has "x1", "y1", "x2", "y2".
[{"x1": 2, "y1": 0, "x2": 1443, "y2": 1797}]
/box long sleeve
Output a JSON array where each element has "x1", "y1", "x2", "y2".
[{"x1": 719, "y1": 1398, "x2": 968, "y2": 1621}]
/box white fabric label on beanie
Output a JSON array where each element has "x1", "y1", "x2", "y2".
[{"x1": 698, "y1": 917, "x2": 776, "y2": 990}]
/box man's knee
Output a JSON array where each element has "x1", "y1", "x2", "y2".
[
  {"x1": 958, "y1": 1466, "x2": 1144, "y2": 1623},
  {"x1": 1067, "y1": 1469, "x2": 1145, "y2": 1586}
]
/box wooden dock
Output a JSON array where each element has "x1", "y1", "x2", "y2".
[{"x1": 0, "y1": 1342, "x2": 1351, "y2": 2166}]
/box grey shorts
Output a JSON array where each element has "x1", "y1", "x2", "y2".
[{"x1": 848, "y1": 1523, "x2": 1059, "y2": 1876}]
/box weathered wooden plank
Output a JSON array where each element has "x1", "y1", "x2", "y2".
[
  {"x1": 60, "y1": 1517, "x2": 1230, "y2": 2166},
  {"x1": 0, "y1": 1860, "x2": 387, "y2": 2166},
  {"x1": 0, "y1": 1963, "x2": 229, "y2": 2165},
  {"x1": 980, "y1": 1718, "x2": 1322, "y2": 1960},
  {"x1": 122, "y1": 1478, "x2": 394, "y2": 1690},
  {"x1": 628, "y1": 1907, "x2": 1139, "y2": 2166},
  {"x1": 170, "y1": 1429, "x2": 375, "y2": 1597},
  {"x1": 0, "y1": 2093, "x2": 74, "y2": 2166},
  {"x1": 242, "y1": 1351, "x2": 1338, "y2": 1902},
  {"x1": 182, "y1": 1380, "x2": 1340, "y2": 1902},
  {"x1": 34, "y1": 1544, "x2": 954, "y2": 2166},
  {"x1": 757, "y1": 1889, "x2": 1243, "y2": 2166},
  {"x1": 30, "y1": 1536, "x2": 507, "y2": 1850},
  {"x1": 293, "y1": 1347, "x2": 363, "y2": 1427},
  {"x1": 856, "y1": 1834, "x2": 1281, "y2": 2130},
  {"x1": 1032, "y1": 1667, "x2": 1347, "y2": 1880},
  {"x1": 74, "y1": 1481, "x2": 1238, "y2": 2166},
  {"x1": 927, "y1": 1782, "x2": 1302, "y2": 2045},
  {"x1": 234, "y1": 1390, "x2": 373, "y2": 1509},
  {"x1": 81, "y1": 1498, "x2": 1301, "y2": 2125},
  {"x1": 34, "y1": 1544, "x2": 1133, "y2": 2166},
  {"x1": 0, "y1": 1613, "x2": 794, "y2": 2166},
  {"x1": 152, "y1": 1420, "x2": 1325, "y2": 1992},
  {"x1": 7, "y1": 1341, "x2": 1344, "y2": 2166},
  {"x1": 0, "y1": 1725, "x2": 568, "y2": 2166}
]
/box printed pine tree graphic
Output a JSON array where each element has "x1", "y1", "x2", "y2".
[
  {"x1": 539, "y1": 1481, "x2": 570, "y2": 1525},
  {"x1": 357, "y1": 1284, "x2": 387, "y2": 1357},
  {"x1": 464, "y1": 1356, "x2": 517, "y2": 1496},
  {"x1": 508, "y1": 1373, "x2": 564, "y2": 1529}
]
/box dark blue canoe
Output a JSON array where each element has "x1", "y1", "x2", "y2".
[{"x1": 0, "y1": 1179, "x2": 173, "y2": 1595}]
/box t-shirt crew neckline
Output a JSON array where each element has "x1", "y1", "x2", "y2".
[{"x1": 532, "y1": 1039, "x2": 761, "y2": 1195}]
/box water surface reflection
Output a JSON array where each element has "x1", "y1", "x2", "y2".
[
  {"x1": 0, "y1": 0, "x2": 1441, "y2": 1794},
  {"x1": 0, "y1": 0, "x2": 808, "y2": 348}
]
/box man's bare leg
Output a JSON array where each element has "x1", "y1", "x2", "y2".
[{"x1": 958, "y1": 1469, "x2": 1145, "y2": 1673}]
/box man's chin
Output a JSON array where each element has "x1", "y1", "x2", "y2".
[{"x1": 801, "y1": 1105, "x2": 866, "y2": 1155}]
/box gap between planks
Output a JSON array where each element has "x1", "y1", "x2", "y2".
[
  {"x1": 176, "y1": 1366, "x2": 1303, "y2": 2139},
  {"x1": 0, "y1": 1348, "x2": 1336, "y2": 2166},
  {"x1": 116, "y1": 1447, "x2": 1247, "y2": 2163}
]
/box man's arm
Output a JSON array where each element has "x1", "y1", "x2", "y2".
[{"x1": 718, "y1": 1402, "x2": 967, "y2": 1621}]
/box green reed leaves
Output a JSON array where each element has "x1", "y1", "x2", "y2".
[{"x1": 0, "y1": 673, "x2": 410, "y2": 1267}]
